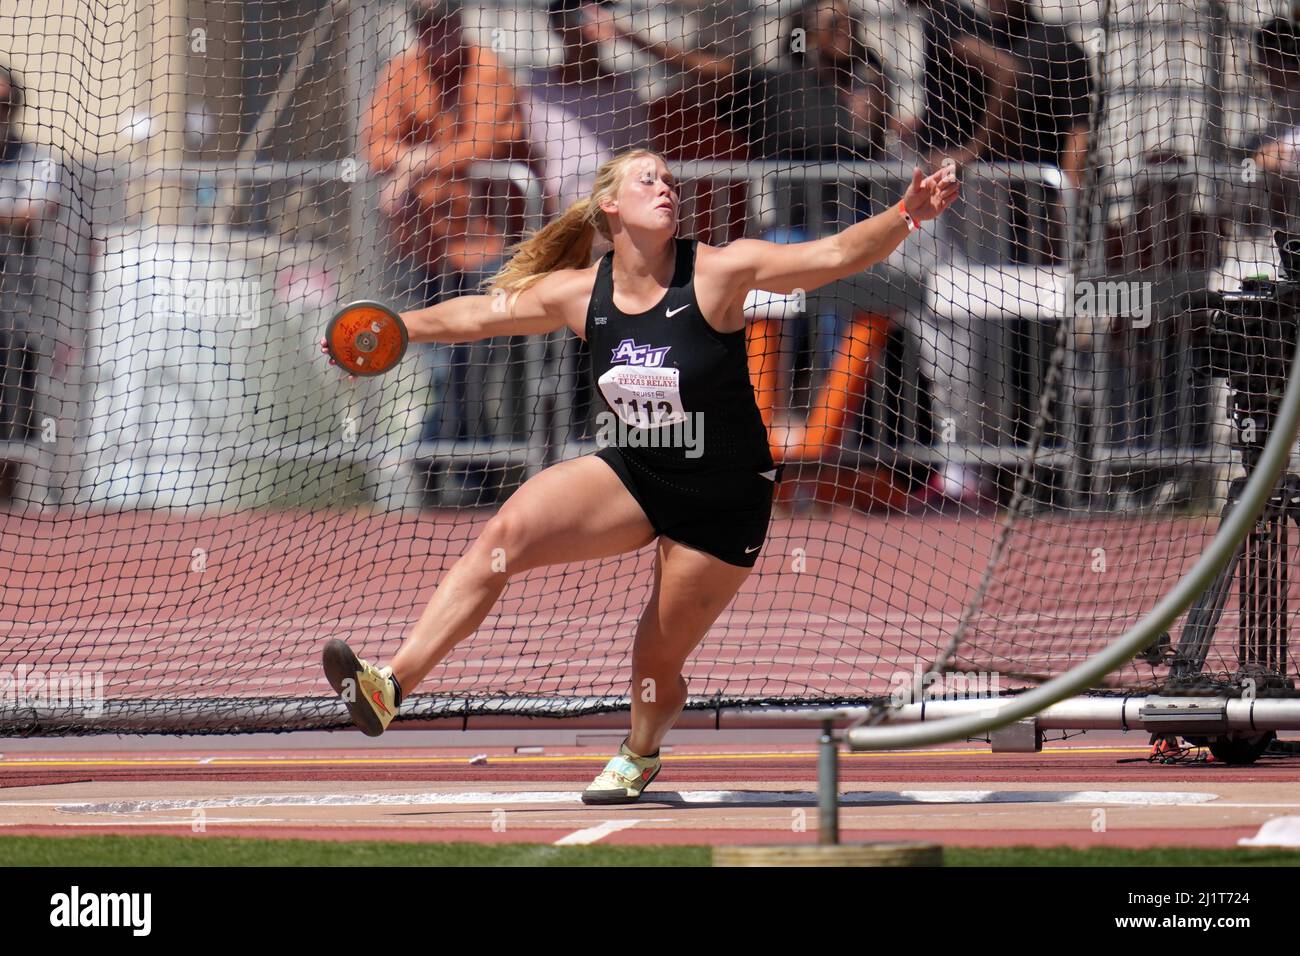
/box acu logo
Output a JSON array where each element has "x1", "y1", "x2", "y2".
[{"x1": 611, "y1": 338, "x2": 671, "y2": 368}]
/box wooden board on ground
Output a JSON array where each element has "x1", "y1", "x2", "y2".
[{"x1": 713, "y1": 842, "x2": 943, "y2": 867}]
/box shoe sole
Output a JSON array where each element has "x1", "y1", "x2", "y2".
[
  {"x1": 580, "y1": 764, "x2": 661, "y2": 805},
  {"x1": 322, "y1": 638, "x2": 385, "y2": 737}
]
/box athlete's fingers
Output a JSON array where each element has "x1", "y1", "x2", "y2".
[
  {"x1": 321, "y1": 337, "x2": 357, "y2": 380},
  {"x1": 924, "y1": 164, "x2": 955, "y2": 185}
]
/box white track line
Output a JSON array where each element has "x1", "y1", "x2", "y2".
[
  {"x1": 0, "y1": 788, "x2": 1221, "y2": 814},
  {"x1": 553, "y1": 819, "x2": 643, "y2": 845}
]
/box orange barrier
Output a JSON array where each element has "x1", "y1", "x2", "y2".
[
  {"x1": 774, "y1": 312, "x2": 891, "y2": 461},
  {"x1": 751, "y1": 311, "x2": 921, "y2": 512},
  {"x1": 746, "y1": 317, "x2": 783, "y2": 431}
]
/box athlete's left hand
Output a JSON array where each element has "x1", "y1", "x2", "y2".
[{"x1": 902, "y1": 165, "x2": 960, "y2": 223}]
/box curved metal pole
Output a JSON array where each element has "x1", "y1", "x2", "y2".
[{"x1": 849, "y1": 329, "x2": 1300, "y2": 750}]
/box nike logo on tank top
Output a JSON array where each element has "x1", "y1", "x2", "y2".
[{"x1": 584, "y1": 238, "x2": 774, "y2": 474}]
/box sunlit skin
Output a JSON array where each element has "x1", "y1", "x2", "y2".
[{"x1": 325, "y1": 153, "x2": 958, "y2": 756}]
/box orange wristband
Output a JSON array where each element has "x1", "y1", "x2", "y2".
[{"x1": 897, "y1": 200, "x2": 918, "y2": 232}]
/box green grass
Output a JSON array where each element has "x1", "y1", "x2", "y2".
[
  {"x1": 0, "y1": 835, "x2": 709, "y2": 867},
  {"x1": 2, "y1": 835, "x2": 1300, "y2": 867}
]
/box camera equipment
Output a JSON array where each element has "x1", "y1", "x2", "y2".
[{"x1": 1164, "y1": 230, "x2": 1300, "y2": 699}]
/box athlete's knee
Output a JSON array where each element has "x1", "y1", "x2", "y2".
[
  {"x1": 632, "y1": 670, "x2": 688, "y2": 708},
  {"x1": 470, "y1": 510, "x2": 530, "y2": 577},
  {"x1": 632, "y1": 640, "x2": 687, "y2": 681}
]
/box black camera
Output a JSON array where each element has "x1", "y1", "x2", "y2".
[{"x1": 1178, "y1": 231, "x2": 1300, "y2": 466}]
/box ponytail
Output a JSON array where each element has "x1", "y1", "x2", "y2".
[
  {"x1": 481, "y1": 196, "x2": 598, "y2": 295},
  {"x1": 482, "y1": 147, "x2": 665, "y2": 295}
]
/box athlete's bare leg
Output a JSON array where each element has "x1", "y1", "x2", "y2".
[
  {"x1": 625, "y1": 536, "x2": 753, "y2": 756},
  {"x1": 390, "y1": 455, "x2": 655, "y2": 691}
]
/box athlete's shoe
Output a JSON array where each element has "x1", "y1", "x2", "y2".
[
  {"x1": 581, "y1": 739, "x2": 662, "y2": 805},
  {"x1": 322, "y1": 638, "x2": 398, "y2": 737}
]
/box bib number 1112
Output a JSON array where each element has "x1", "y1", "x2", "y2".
[{"x1": 612, "y1": 397, "x2": 680, "y2": 428}]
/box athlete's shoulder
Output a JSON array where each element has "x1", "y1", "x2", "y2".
[
  {"x1": 694, "y1": 238, "x2": 765, "y2": 280},
  {"x1": 693, "y1": 240, "x2": 728, "y2": 269},
  {"x1": 685, "y1": 241, "x2": 750, "y2": 333}
]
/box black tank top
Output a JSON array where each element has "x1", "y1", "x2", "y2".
[{"x1": 585, "y1": 237, "x2": 774, "y2": 475}]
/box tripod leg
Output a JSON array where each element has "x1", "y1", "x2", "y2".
[
  {"x1": 1169, "y1": 478, "x2": 1247, "y2": 681},
  {"x1": 1234, "y1": 475, "x2": 1298, "y2": 689}
]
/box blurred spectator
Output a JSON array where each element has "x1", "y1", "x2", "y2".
[
  {"x1": 902, "y1": 0, "x2": 998, "y2": 162},
  {"x1": 578, "y1": 1, "x2": 747, "y2": 162},
  {"x1": 983, "y1": 0, "x2": 1092, "y2": 183},
  {"x1": 761, "y1": 0, "x2": 892, "y2": 162},
  {"x1": 1248, "y1": 18, "x2": 1300, "y2": 176},
  {"x1": 362, "y1": 0, "x2": 529, "y2": 457},
  {"x1": 1231, "y1": 17, "x2": 1300, "y2": 232},
  {"x1": 521, "y1": 0, "x2": 651, "y2": 218},
  {"x1": 363, "y1": 0, "x2": 528, "y2": 279},
  {"x1": 521, "y1": 91, "x2": 606, "y2": 221},
  {"x1": 591, "y1": 0, "x2": 890, "y2": 162},
  {"x1": 0, "y1": 62, "x2": 61, "y2": 468},
  {"x1": 529, "y1": 0, "x2": 650, "y2": 158},
  {"x1": 911, "y1": 0, "x2": 1090, "y2": 183},
  {"x1": 907, "y1": 0, "x2": 1090, "y2": 265}
]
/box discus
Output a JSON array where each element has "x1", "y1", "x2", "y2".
[{"x1": 324, "y1": 300, "x2": 409, "y2": 377}]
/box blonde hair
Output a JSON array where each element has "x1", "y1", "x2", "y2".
[{"x1": 482, "y1": 148, "x2": 668, "y2": 296}]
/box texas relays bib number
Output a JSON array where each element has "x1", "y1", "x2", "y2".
[{"x1": 598, "y1": 365, "x2": 687, "y2": 428}]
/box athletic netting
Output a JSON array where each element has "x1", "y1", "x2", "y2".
[{"x1": 2, "y1": 0, "x2": 1299, "y2": 733}]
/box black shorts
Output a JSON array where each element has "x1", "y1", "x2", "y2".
[{"x1": 595, "y1": 446, "x2": 780, "y2": 568}]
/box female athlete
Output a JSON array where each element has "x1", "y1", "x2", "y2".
[{"x1": 323, "y1": 148, "x2": 958, "y2": 803}]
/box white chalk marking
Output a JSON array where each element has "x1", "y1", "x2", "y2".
[
  {"x1": 553, "y1": 819, "x2": 643, "y2": 846},
  {"x1": 1239, "y1": 816, "x2": 1300, "y2": 847},
  {"x1": 0, "y1": 788, "x2": 1221, "y2": 815}
]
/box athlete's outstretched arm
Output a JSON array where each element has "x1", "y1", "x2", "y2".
[
  {"x1": 399, "y1": 270, "x2": 584, "y2": 343},
  {"x1": 713, "y1": 166, "x2": 959, "y2": 296}
]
